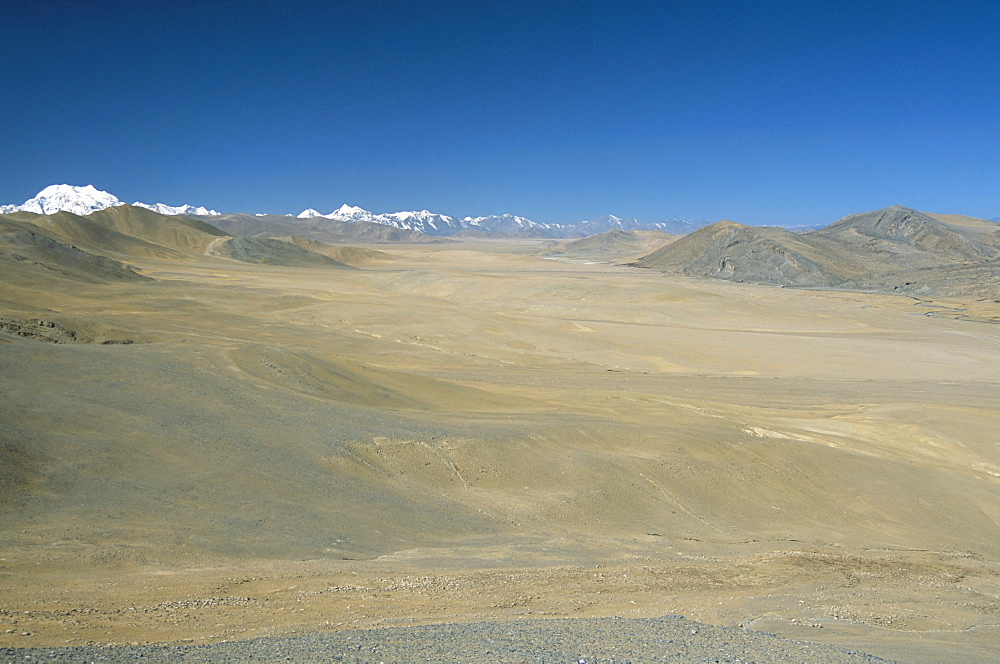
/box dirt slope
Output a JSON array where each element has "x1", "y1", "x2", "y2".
[
  {"x1": 205, "y1": 236, "x2": 351, "y2": 267},
  {"x1": 544, "y1": 228, "x2": 675, "y2": 262},
  {"x1": 634, "y1": 207, "x2": 1000, "y2": 297},
  {"x1": 0, "y1": 241, "x2": 997, "y2": 663}
]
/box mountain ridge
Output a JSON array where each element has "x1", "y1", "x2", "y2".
[
  {"x1": 633, "y1": 206, "x2": 1000, "y2": 297},
  {"x1": 0, "y1": 184, "x2": 220, "y2": 218},
  {"x1": 289, "y1": 205, "x2": 706, "y2": 238},
  {"x1": 2, "y1": 185, "x2": 708, "y2": 239}
]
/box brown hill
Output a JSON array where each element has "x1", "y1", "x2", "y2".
[
  {"x1": 85, "y1": 205, "x2": 229, "y2": 254},
  {"x1": 634, "y1": 207, "x2": 1000, "y2": 296},
  {"x1": 633, "y1": 220, "x2": 862, "y2": 288},
  {"x1": 275, "y1": 236, "x2": 394, "y2": 266},
  {"x1": 206, "y1": 213, "x2": 445, "y2": 244},
  {"x1": 4, "y1": 210, "x2": 189, "y2": 260},
  {"x1": 0, "y1": 215, "x2": 148, "y2": 284},
  {"x1": 205, "y1": 237, "x2": 352, "y2": 268},
  {"x1": 815, "y1": 205, "x2": 1000, "y2": 262},
  {"x1": 544, "y1": 228, "x2": 675, "y2": 262},
  {"x1": 2, "y1": 205, "x2": 229, "y2": 259}
]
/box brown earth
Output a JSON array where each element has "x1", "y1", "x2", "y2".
[
  {"x1": 634, "y1": 206, "x2": 1000, "y2": 299},
  {"x1": 542, "y1": 228, "x2": 676, "y2": 263},
  {"x1": 0, "y1": 238, "x2": 998, "y2": 663}
]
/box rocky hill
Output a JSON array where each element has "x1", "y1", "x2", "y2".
[
  {"x1": 634, "y1": 206, "x2": 1000, "y2": 298},
  {"x1": 815, "y1": 205, "x2": 1000, "y2": 261}
]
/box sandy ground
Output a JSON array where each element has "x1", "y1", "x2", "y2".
[{"x1": 1, "y1": 241, "x2": 998, "y2": 663}]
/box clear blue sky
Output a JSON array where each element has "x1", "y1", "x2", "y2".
[{"x1": 2, "y1": 1, "x2": 998, "y2": 225}]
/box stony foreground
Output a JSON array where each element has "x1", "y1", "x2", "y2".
[{"x1": 0, "y1": 616, "x2": 896, "y2": 663}]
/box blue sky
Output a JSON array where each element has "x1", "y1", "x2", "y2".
[{"x1": 2, "y1": 1, "x2": 998, "y2": 225}]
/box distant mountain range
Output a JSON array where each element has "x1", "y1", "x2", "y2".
[
  {"x1": 3, "y1": 186, "x2": 998, "y2": 300},
  {"x1": 0, "y1": 185, "x2": 705, "y2": 239},
  {"x1": 291, "y1": 208, "x2": 704, "y2": 238}
]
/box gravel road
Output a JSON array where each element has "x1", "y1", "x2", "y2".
[{"x1": 1, "y1": 615, "x2": 897, "y2": 663}]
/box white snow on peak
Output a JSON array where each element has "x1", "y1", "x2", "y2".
[
  {"x1": 463, "y1": 214, "x2": 543, "y2": 229},
  {"x1": 581, "y1": 214, "x2": 623, "y2": 225},
  {"x1": 15, "y1": 184, "x2": 123, "y2": 216},
  {"x1": 296, "y1": 204, "x2": 375, "y2": 222},
  {"x1": 1, "y1": 184, "x2": 219, "y2": 217},
  {"x1": 328, "y1": 204, "x2": 376, "y2": 222},
  {"x1": 333, "y1": 204, "x2": 368, "y2": 217},
  {"x1": 387, "y1": 210, "x2": 447, "y2": 223},
  {"x1": 133, "y1": 201, "x2": 219, "y2": 216}
]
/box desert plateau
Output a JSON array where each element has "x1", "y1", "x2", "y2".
[{"x1": 1, "y1": 203, "x2": 999, "y2": 663}]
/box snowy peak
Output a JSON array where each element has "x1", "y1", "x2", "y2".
[
  {"x1": 293, "y1": 205, "x2": 459, "y2": 232},
  {"x1": 286, "y1": 205, "x2": 700, "y2": 238},
  {"x1": 573, "y1": 214, "x2": 645, "y2": 234},
  {"x1": 332, "y1": 204, "x2": 370, "y2": 218},
  {"x1": 463, "y1": 214, "x2": 542, "y2": 228},
  {"x1": 1, "y1": 184, "x2": 218, "y2": 217},
  {"x1": 1, "y1": 185, "x2": 708, "y2": 238},
  {"x1": 14, "y1": 184, "x2": 123, "y2": 216},
  {"x1": 571, "y1": 213, "x2": 706, "y2": 236},
  {"x1": 585, "y1": 214, "x2": 625, "y2": 224},
  {"x1": 296, "y1": 204, "x2": 375, "y2": 222},
  {"x1": 133, "y1": 201, "x2": 219, "y2": 216},
  {"x1": 384, "y1": 210, "x2": 455, "y2": 231}
]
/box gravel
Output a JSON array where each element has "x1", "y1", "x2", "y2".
[{"x1": 1, "y1": 615, "x2": 898, "y2": 663}]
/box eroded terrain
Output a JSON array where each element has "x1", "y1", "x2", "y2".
[{"x1": 1, "y1": 242, "x2": 998, "y2": 663}]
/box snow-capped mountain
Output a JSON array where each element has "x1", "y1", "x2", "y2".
[
  {"x1": 461, "y1": 214, "x2": 555, "y2": 236},
  {"x1": 1, "y1": 185, "x2": 707, "y2": 238},
  {"x1": 133, "y1": 202, "x2": 219, "y2": 216},
  {"x1": 381, "y1": 210, "x2": 465, "y2": 234},
  {"x1": 298, "y1": 204, "x2": 375, "y2": 222},
  {"x1": 290, "y1": 204, "x2": 709, "y2": 238},
  {"x1": 575, "y1": 214, "x2": 644, "y2": 233},
  {"x1": 464, "y1": 214, "x2": 536, "y2": 226},
  {"x1": 568, "y1": 214, "x2": 705, "y2": 235},
  {"x1": 2, "y1": 184, "x2": 124, "y2": 216},
  {"x1": 0, "y1": 184, "x2": 218, "y2": 218},
  {"x1": 295, "y1": 205, "x2": 555, "y2": 236}
]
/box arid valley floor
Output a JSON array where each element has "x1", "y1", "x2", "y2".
[{"x1": 2, "y1": 235, "x2": 999, "y2": 663}]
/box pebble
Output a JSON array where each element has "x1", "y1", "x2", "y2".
[{"x1": 0, "y1": 616, "x2": 899, "y2": 663}]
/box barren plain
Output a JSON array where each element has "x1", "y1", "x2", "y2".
[{"x1": 1, "y1": 238, "x2": 999, "y2": 663}]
